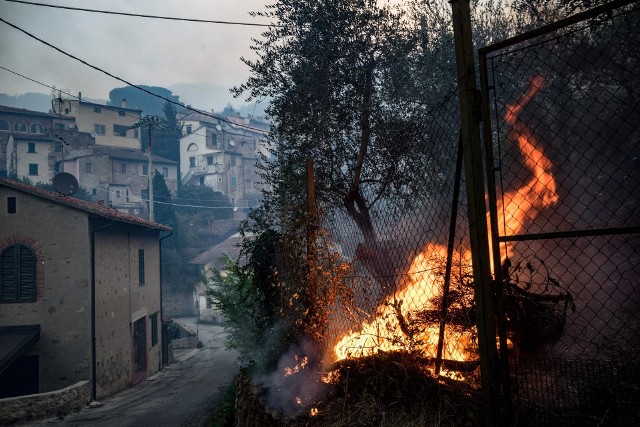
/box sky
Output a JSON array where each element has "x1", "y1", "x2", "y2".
[{"x1": 0, "y1": 0, "x2": 270, "y2": 108}]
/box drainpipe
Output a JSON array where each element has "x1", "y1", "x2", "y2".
[
  {"x1": 159, "y1": 230, "x2": 173, "y2": 368},
  {"x1": 90, "y1": 220, "x2": 114, "y2": 401}
]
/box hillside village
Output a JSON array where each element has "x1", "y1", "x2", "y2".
[{"x1": 0, "y1": 91, "x2": 269, "y2": 413}]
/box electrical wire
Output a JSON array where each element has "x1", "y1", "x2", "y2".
[
  {"x1": 2, "y1": 0, "x2": 277, "y2": 27},
  {"x1": 0, "y1": 16, "x2": 270, "y2": 134}
]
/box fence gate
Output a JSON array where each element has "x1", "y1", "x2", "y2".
[{"x1": 479, "y1": 0, "x2": 640, "y2": 423}]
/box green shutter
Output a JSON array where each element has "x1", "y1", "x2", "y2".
[
  {"x1": 1, "y1": 245, "x2": 18, "y2": 302},
  {"x1": 18, "y1": 245, "x2": 37, "y2": 302}
]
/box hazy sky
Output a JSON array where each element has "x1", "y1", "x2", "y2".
[{"x1": 0, "y1": 0, "x2": 270, "y2": 102}]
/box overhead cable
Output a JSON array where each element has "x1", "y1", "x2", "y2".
[
  {"x1": 0, "y1": 16, "x2": 269, "y2": 133},
  {"x1": 3, "y1": 0, "x2": 276, "y2": 27}
]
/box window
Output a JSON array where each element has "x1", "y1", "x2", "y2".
[
  {"x1": 230, "y1": 156, "x2": 237, "y2": 166},
  {"x1": 92, "y1": 189, "x2": 97, "y2": 195},
  {"x1": 85, "y1": 162, "x2": 93, "y2": 173},
  {"x1": 27, "y1": 143, "x2": 36, "y2": 153},
  {"x1": 134, "y1": 130, "x2": 139, "y2": 139},
  {"x1": 207, "y1": 155, "x2": 214, "y2": 165},
  {"x1": 210, "y1": 134, "x2": 217, "y2": 146},
  {"x1": 142, "y1": 164, "x2": 148, "y2": 176},
  {"x1": 187, "y1": 143, "x2": 198, "y2": 151},
  {"x1": 138, "y1": 249, "x2": 145, "y2": 285},
  {"x1": 7, "y1": 197, "x2": 16, "y2": 214},
  {"x1": 231, "y1": 197, "x2": 236, "y2": 205},
  {"x1": 126, "y1": 189, "x2": 130, "y2": 202},
  {"x1": 120, "y1": 163, "x2": 127, "y2": 174},
  {"x1": 113, "y1": 124, "x2": 129, "y2": 137},
  {"x1": 231, "y1": 176, "x2": 237, "y2": 187},
  {"x1": 162, "y1": 167, "x2": 168, "y2": 177},
  {"x1": 189, "y1": 157, "x2": 196, "y2": 168},
  {"x1": 199, "y1": 176, "x2": 205, "y2": 185},
  {"x1": 13, "y1": 122, "x2": 27, "y2": 133},
  {"x1": 28, "y1": 164, "x2": 38, "y2": 176},
  {"x1": 94, "y1": 124, "x2": 106, "y2": 135},
  {"x1": 118, "y1": 111, "x2": 126, "y2": 117},
  {"x1": 115, "y1": 190, "x2": 121, "y2": 199},
  {"x1": 93, "y1": 105, "x2": 102, "y2": 113},
  {"x1": 218, "y1": 176, "x2": 222, "y2": 182},
  {"x1": 186, "y1": 125, "x2": 192, "y2": 134},
  {"x1": 150, "y1": 312, "x2": 158, "y2": 346},
  {"x1": 30, "y1": 124, "x2": 44, "y2": 134},
  {"x1": 54, "y1": 123, "x2": 64, "y2": 130},
  {"x1": 1, "y1": 244, "x2": 37, "y2": 303},
  {"x1": 0, "y1": 120, "x2": 9, "y2": 131}
]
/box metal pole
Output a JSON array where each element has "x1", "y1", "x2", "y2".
[
  {"x1": 148, "y1": 120, "x2": 154, "y2": 222},
  {"x1": 449, "y1": 1, "x2": 501, "y2": 425}
]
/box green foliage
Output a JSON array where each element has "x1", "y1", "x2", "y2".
[
  {"x1": 152, "y1": 171, "x2": 178, "y2": 227},
  {"x1": 108, "y1": 86, "x2": 181, "y2": 117},
  {"x1": 151, "y1": 102, "x2": 183, "y2": 162},
  {"x1": 176, "y1": 185, "x2": 234, "y2": 222}
]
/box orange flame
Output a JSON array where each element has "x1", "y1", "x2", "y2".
[{"x1": 332, "y1": 75, "x2": 557, "y2": 372}]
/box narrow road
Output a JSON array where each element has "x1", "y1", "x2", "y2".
[{"x1": 28, "y1": 318, "x2": 238, "y2": 427}]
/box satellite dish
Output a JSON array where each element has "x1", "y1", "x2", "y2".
[
  {"x1": 90, "y1": 132, "x2": 97, "y2": 138},
  {"x1": 52, "y1": 172, "x2": 79, "y2": 196},
  {"x1": 229, "y1": 140, "x2": 236, "y2": 147},
  {"x1": 216, "y1": 125, "x2": 222, "y2": 131}
]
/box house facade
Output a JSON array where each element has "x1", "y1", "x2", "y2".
[
  {"x1": 51, "y1": 94, "x2": 142, "y2": 149},
  {"x1": 178, "y1": 111, "x2": 269, "y2": 210},
  {"x1": 0, "y1": 178, "x2": 170, "y2": 400},
  {"x1": 63, "y1": 146, "x2": 178, "y2": 216},
  {"x1": 0, "y1": 105, "x2": 76, "y2": 178}
]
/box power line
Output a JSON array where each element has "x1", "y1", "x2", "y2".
[
  {"x1": 0, "y1": 16, "x2": 270, "y2": 134},
  {"x1": 2, "y1": 0, "x2": 277, "y2": 27}
]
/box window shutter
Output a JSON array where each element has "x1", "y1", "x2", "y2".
[
  {"x1": 1, "y1": 245, "x2": 18, "y2": 302},
  {"x1": 18, "y1": 245, "x2": 37, "y2": 302}
]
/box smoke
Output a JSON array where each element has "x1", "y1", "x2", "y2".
[{"x1": 254, "y1": 337, "x2": 330, "y2": 418}]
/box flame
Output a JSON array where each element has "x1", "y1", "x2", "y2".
[
  {"x1": 283, "y1": 355, "x2": 309, "y2": 377},
  {"x1": 310, "y1": 407, "x2": 319, "y2": 416},
  {"x1": 497, "y1": 75, "x2": 558, "y2": 261},
  {"x1": 321, "y1": 369, "x2": 340, "y2": 384},
  {"x1": 334, "y1": 243, "x2": 475, "y2": 363},
  {"x1": 332, "y1": 75, "x2": 557, "y2": 376}
]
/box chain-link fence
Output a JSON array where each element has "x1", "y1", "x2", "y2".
[{"x1": 480, "y1": 0, "x2": 640, "y2": 421}]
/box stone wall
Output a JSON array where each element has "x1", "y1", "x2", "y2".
[{"x1": 0, "y1": 380, "x2": 90, "y2": 425}]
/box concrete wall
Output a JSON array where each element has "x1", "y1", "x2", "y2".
[
  {"x1": 0, "y1": 187, "x2": 92, "y2": 393},
  {"x1": 0, "y1": 380, "x2": 90, "y2": 425},
  {"x1": 93, "y1": 225, "x2": 162, "y2": 398}
]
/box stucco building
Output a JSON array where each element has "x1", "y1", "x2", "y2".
[
  {"x1": 178, "y1": 111, "x2": 269, "y2": 210},
  {"x1": 51, "y1": 94, "x2": 142, "y2": 150},
  {"x1": 0, "y1": 178, "x2": 171, "y2": 400}
]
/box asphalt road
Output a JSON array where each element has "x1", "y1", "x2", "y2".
[{"x1": 28, "y1": 318, "x2": 238, "y2": 427}]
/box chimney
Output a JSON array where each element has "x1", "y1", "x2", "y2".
[
  {"x1": 121, "y1": 98, "x2": 127, "y2": 108},
  {"x1": 78, "y1": 92, "x2": 82, "y2": 102}
]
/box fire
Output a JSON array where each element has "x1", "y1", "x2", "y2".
[
  {"x1": 332, "y1": 75, "x2": 557, "y2": 373},
  {"x1": 497, "y1": 75, "x2": 558, "y2": 261},
  {"x1": 334, "y1": 243, "x2": 476, "y2": 363},
  {"x1": 283, "y1": 354, "x2": 309, "y2": 377},
  {"x1": 310, "y1": 407, "x2": 319, "y2": 416}
]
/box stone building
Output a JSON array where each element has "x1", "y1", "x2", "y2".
[
  {"x1": 62, "y1": 146, "x2": 178, "y2": 216},
  {"x1": 0, "y1": 178, "x2": 171, "y2": 400}
]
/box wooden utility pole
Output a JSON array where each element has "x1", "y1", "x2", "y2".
[{"x1": 449, "y1": 1, "x2": 502, "y2": 425}]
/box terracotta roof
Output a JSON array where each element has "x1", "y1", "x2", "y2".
[
  {"x1": 0, "y1": 105, "x2": 73, "y2": 119},
  {"x1": 0, "y1": 178, "x2": 171, "y2": 231},
  {"x1": 189, "y1": 233, "x2": 249, "y2": 268},
  {"x1": 65, "y1": 146, "x2": 177, "y2": 164}
]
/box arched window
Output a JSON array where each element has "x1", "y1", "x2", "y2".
[
  {"x1": 0, "y1": 120, "x2": 9, "y2": 131},
  {"x1": 1, "y1": 244, "x2": 37, "y2": 303},
  {"x1": 187, "y1": 143, "x2": 198, "y2": 151},
  {"x1": 13, "y1": 122, "x2": 27, "y2": 133},
  {"x1": 30, "y1": 123, "x2": 44, "y2": 134}
]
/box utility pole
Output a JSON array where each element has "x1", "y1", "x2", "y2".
[{"x1": 131, "y1": 116, "x2": 159, "y2": 221}]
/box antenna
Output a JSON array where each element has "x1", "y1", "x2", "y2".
[{"x1": 52, "y1": 172, "x2": 79, "y2": 196}]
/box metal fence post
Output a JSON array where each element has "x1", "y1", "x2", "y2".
[{"x1": 450, "y1": 1, "x2": 502, "y2": 425}]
